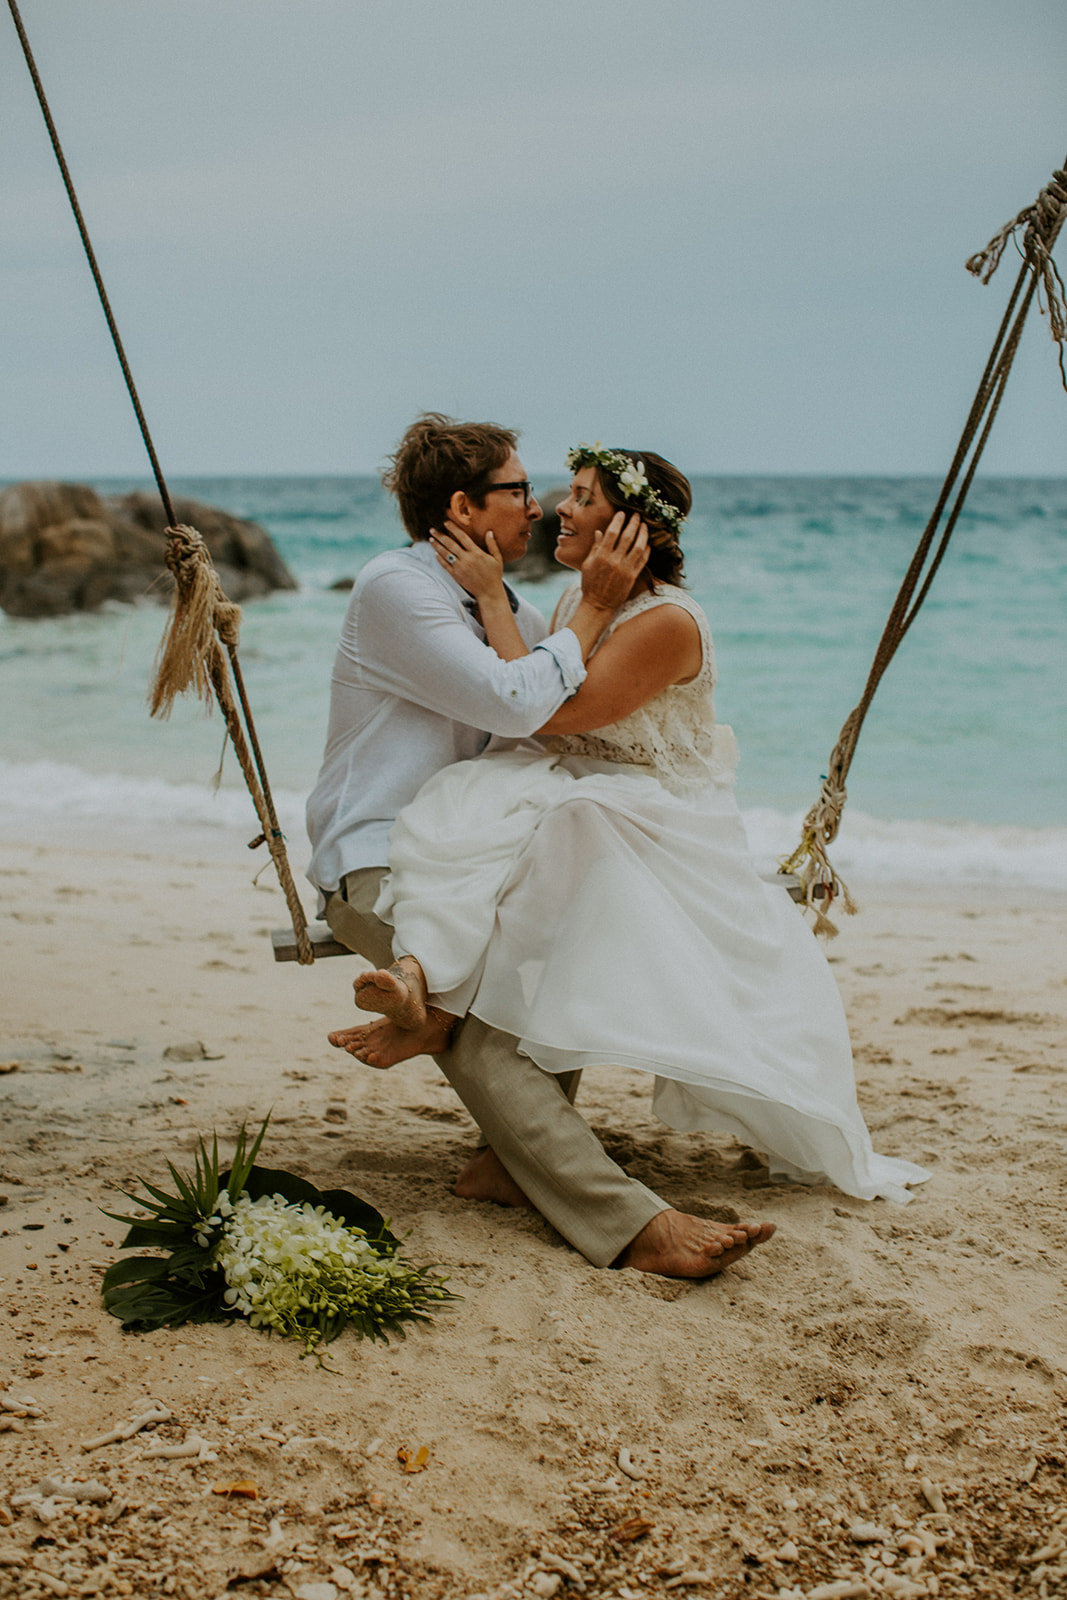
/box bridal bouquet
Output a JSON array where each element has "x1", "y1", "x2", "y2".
[{"x1": 102, "y1": 1118, "x2": 455, "y2": 1354}]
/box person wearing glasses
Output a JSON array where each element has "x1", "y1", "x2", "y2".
[{"x1": 307, "y1": 411, "x2": 773, "y2": 1279}]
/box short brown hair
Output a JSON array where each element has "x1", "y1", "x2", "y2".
[{"x1": 382, "y1": 412, "x2": 518, "y2": 541}]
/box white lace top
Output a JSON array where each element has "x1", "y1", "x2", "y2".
[{"x1": 546, "y1": 585, "x2": 739, "y2": 796}]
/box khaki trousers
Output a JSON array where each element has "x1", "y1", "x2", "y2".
[{"x1": 326, "y1": 866, "x2": 667, "y2": 1267}]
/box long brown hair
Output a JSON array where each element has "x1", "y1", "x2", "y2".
[{"x1": 594, "y1": 450, "x2": 690, "y2": 586}]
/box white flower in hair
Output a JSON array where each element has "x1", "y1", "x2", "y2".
[
  {"x1": 564, "y1": 441, "x2": 686, "y2": 535},
  {"x1": 616, "y1": 460, "x2": 649, "y2": 498}
]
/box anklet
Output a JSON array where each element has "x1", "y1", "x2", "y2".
[{"x1": 426, "y1": 1005, "x2": 459, "y2": 1034}]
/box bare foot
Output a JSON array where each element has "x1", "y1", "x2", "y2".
[
  {"x1": 327, "y1": 1011, "x2": 452, "y2": 1069},
  {"x1": 453, "y1": 1146, "x2": 532, "y2": 1209},
  {"x1": 617, "y1": 1208, "x2": 775, "y2": 1279},
  {"x1": 354, "y1": 956, "x2": 427, "y2": 1030}
]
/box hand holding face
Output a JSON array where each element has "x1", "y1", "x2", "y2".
[
  {"x1": 578, "y1": 512, "x2": 649, "y2": 611},
  {"x1": 430, "y1": 519, "x2": 507, "y2": 602}
]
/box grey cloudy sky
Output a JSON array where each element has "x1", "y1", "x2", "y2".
[{"x1": 3, "y1": 0, "x2": 1065, "y2": 477}]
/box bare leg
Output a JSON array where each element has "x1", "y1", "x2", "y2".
[
  {"x1": 617, "y1": 1209, "x2": 775, "y2": 1279},
  {"x1": 449, "y1": 1150, "x2": 774, "y2": 1277},
  {"x1": 353, "y1": 955, "x2": 428, "y2": 1030},
  {"x1": 453, "y1": 1146, "x2": 532, "y2": 1209}
]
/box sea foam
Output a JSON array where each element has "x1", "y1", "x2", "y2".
[
  {"x1": 0, "y1": 757, "x2": 306, "y2": 863},
  {"x1": 742, "y1": 806, "x2": 1067, "y2": 892},
  {"x1": 2, "y1": 758, "x2": 1064, "y2": 890}
]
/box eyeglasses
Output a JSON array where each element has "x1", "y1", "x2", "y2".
[{"x1": 475, "y1": 478, "x2": 536, "y2": 508}]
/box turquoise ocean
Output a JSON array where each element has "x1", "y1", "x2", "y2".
[{"x1": 2, "y1": 475, "x2": 1065, "y2": 889}]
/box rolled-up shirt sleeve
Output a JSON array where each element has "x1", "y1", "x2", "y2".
[{"x1": 350, "y1": 567, "x2": 586, "y2": 736}]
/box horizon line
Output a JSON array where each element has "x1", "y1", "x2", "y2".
[{"x1": 4, "y1": 468, "x2": 1067, "y2": 485}]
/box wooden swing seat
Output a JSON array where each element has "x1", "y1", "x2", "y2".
[{"x1": 269, "y1": 872, "x2": 818, "y2": 961}]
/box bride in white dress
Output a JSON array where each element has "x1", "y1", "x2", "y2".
[{"x1": 330, "y1": 444, "x2": 928, "y2": 1206}]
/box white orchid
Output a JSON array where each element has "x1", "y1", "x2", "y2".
[
  {"x1": 211, "y1": 1192, "x2": 433, "y2": 1348},
  {"x1": 617, "y1": 460, "x2": 649, "y2": 498}
]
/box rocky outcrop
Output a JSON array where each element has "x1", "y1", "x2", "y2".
[{"x1": 0, "y1": 481, "x2": 298, "y2": 618}]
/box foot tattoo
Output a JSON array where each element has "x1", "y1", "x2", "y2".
[{"x1": 353, "y1": 957, "x2": 428, "y2": 1030}]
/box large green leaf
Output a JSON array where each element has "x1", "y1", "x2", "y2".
[
  {"x1": 101, "y1": 1260, "x2": 229, "y2": 1330},
  {"x1": 104, "y1": 1216, "x2": 194, "y2": 1249},
  {"x1": 103, "y1": 1281, "x2": 229, "y2": 1331},
  {"x1": 101, "y1": 1254, "x2": 174, "y2": 1291}
]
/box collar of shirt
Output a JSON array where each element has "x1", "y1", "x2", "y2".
[
  {"x1": 405, "y1": 539, "x2": 520, "y2": 616},
  {"x1": 462, "y1": 590, "x2": 520, "y2": 618}
]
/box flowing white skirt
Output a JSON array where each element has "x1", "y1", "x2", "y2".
[{"x1": 376, "y1": 746, "x2": 928, "y2": 1204}]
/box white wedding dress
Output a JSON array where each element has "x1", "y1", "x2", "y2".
[{"x1": 376, "y1": 586, "x2": 928, "y2": 1204}]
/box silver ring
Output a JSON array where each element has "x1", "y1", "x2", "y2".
[{"x1": 447, "y1": 553, "x2": 457, "y2": 565}]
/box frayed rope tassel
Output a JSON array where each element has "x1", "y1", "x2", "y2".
[{"x1": 149, "y1": 525, "x2": 242, "y2": 719}]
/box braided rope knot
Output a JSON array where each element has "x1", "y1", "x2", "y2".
[
  {"x1": 162, "y1": 521, "x2": 207, "y2": 583},
  {"x1": 804, "y1": 774, "x2": 849, "y2": 845},
  {"x1": 967, "y1": 166, "x2": 1067, "y2": 384},
  {"x1": 150, "y1": 525, "x2": 241, "y2": 717},
  {"x1": 162, "y1": 524, "x2": 241, "y2": 641},
  {"x1": 1035, "y1": 170, "x2": 1067, "y2": 233},
  {"x1": 779, "y1": 743, "x2": 857, "y2": 939}
]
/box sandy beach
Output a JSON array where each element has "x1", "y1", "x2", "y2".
[{"x1": 2, "y1": 834, "x2": 1065, "y2": 1599}]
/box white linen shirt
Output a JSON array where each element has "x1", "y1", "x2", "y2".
[{"x1": 306, "y1": 541, "x2": 586, "y2": 906}]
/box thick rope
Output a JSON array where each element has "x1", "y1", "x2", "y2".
[
  {"x1": 783, "y1": 160, "x2": 1067, "y2": 934},
  {"x1": 8, "y1": 0, "x2": 313, "y2": 963},
  {"x1": 151, "y1": 530, "x2": 314, "y2": 962}
]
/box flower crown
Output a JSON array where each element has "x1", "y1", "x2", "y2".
[{"x1": 565, "y1": 442, "x2": 686, "y2": 537}]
